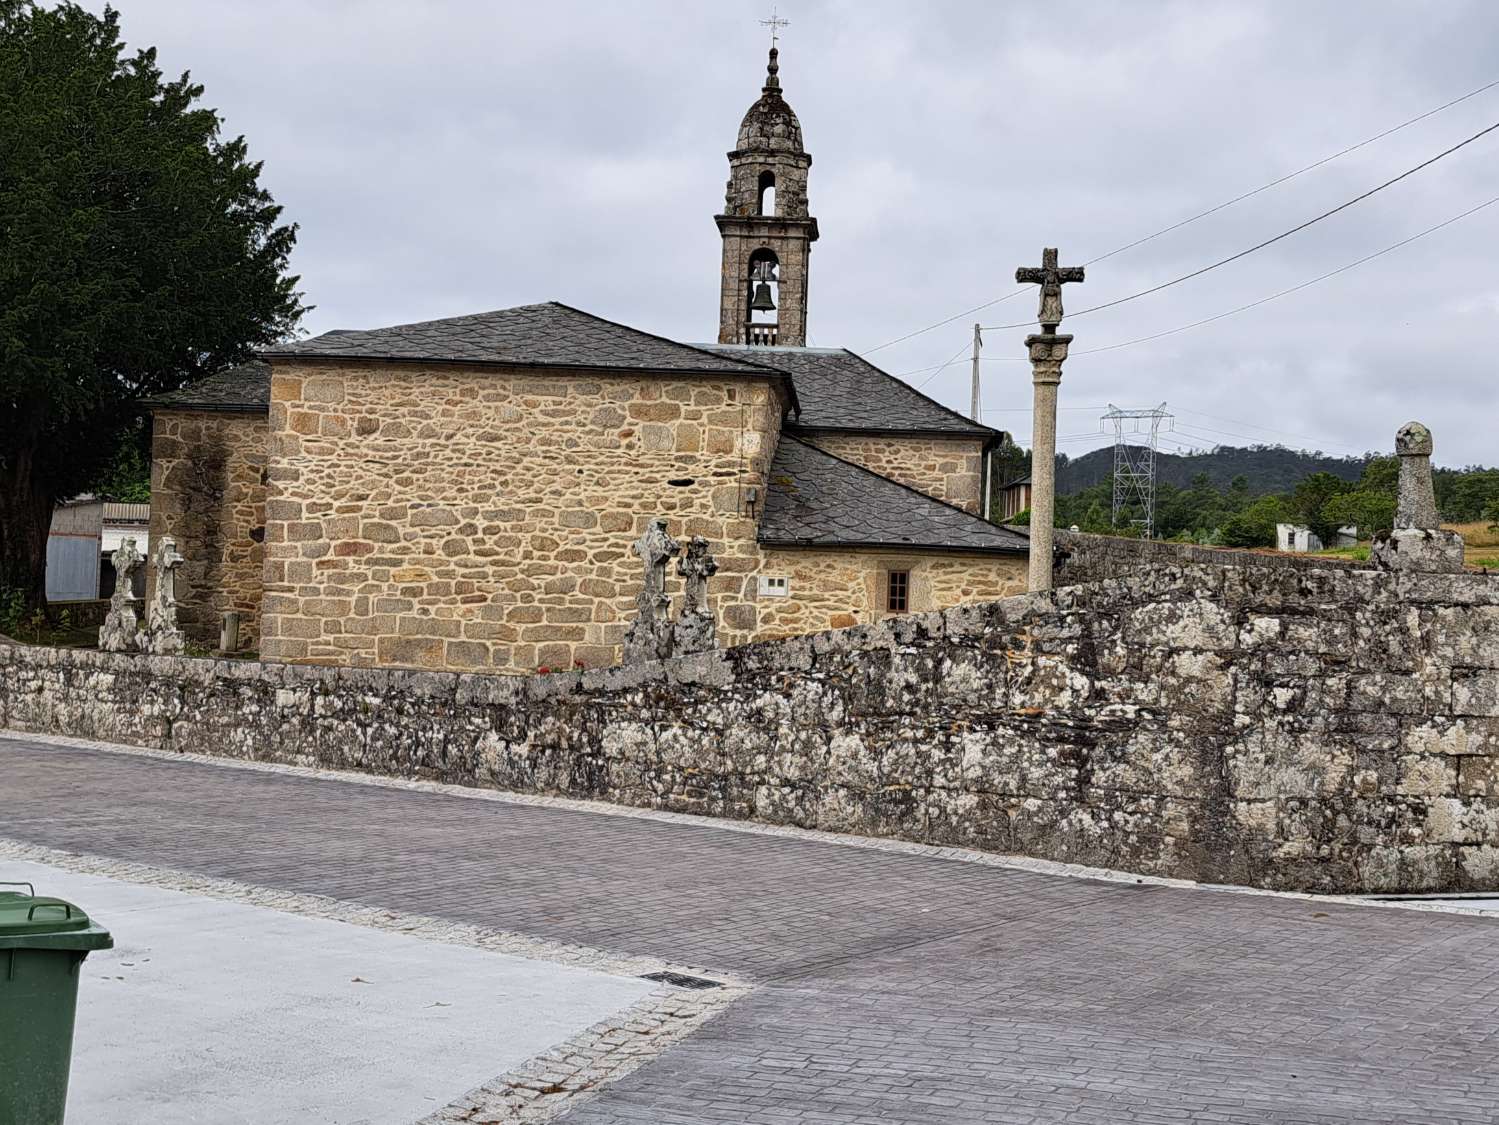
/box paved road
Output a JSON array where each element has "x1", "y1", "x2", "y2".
[{"x1": 3, "y1": 737, "x2": 1498, "y2": 1124}]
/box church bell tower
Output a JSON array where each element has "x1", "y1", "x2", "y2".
[{"x1": 716, "y1": 46, "x2": 818, "y2": 347}]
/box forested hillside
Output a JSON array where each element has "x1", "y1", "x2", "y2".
[{"x1": 1054, "y1": 445, "x2": 1369, "y2": 495}]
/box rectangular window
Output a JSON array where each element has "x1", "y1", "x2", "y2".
[
  {"x1": 758, "y1": 575, "x2": 790, "y2": 598},
  {"x1": 886, "y1": 570, "x2": 909, "y2": 614}
]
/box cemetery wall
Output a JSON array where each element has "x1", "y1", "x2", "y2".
[
  {"x1": 259, "y1": 361, "x2": 788, "y2": 673},
  {"x1": 796, "y1": 432, "x2": 987, "y2": 514},
  {"x1": 7, "y1": 561, "x2": 1499, "y2": 894},
  {"x1": 149, "y1": 410, "x2": 268, "y2": 649},
  {"x1": 1053, "y1": 529, "x2": 1369, "y2": 586}
]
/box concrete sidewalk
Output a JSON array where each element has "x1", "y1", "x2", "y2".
[{"x1": 5, "y1": 861, "x2": 651, "y2": 1124}]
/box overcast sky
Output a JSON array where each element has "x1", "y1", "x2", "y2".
[{"x1": 90, "y1": 1, "x2": 1499, "y2": 466}]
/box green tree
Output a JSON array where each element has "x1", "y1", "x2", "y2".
[
  {"x1": 0, "y1": 1, "x2": 303, "y2": 613},
  {"x1": 1220, "y1": 494, "x2": 1289, "y2": 548},
  {"x1": 1321, "y1": 490, "x2": 1394, "y2": 540},
  {"x1": 1290, "y1": 472, "x2": 1351, "y2": 545}
]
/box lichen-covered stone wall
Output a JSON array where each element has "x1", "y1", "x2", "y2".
[
  {"x1": 260, "y1": 361, "x2": 786, "y2": 672},
  {"x1": 149, "y1": 410, "x2": 268, "y2": 648},
  {"x1": 799, "y1": 431, "x2": 985, "y2": 513},
  {"x1": 1052, "y1": 529, "x2": 1368, "y2": 586},
  {"x1": 755, "y1": 547, "x2": 1027, "y2": 638},
  {"x1": 7, "y1": 562, "x2": 1499, "y2": 894}
]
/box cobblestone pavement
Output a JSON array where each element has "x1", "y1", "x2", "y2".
[{"x1": 4, "y1": 737, "x2": 1499, "y2": 1123}]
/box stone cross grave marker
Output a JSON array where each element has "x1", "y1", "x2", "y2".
[
  {"x1": 98, "y1": 537, "x2": 145, "y2": 652},
  {"x1": 673, "y1": 536, "x2": 720, "y2": 656},
  {"x1": 143, "y1": 535, "x2": 187, "y2": 655},
  {"x1": 623, "y1": 519, "x2": 680, "y2": 663}
]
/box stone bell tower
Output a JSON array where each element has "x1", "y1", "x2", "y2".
[{"x1": 716, "y1": 46, "x2": 818, "y2": 347}]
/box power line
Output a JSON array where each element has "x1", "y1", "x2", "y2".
[
  {"x1": 981, "y1": 118, "x2": 1499, "y2": 331},
  {"x1": 910, "y1": 339, "x2": 975, "y2": 390},
  {"x1": 862, "y1": 76, "x2": 1499, "y2": 355},
  {"x1": 1082, "y1": 77, "x2": 1499, "y2": 266},
  {"x1": 1015, "y1": 195, "x2": 1499, "y2": 358}
]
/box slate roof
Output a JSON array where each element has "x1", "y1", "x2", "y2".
[
  {"x1": 700, "y1": 344, "x2": 996, "y2": 440},
  {"x1": 142, "y1": 361, "x2": 271, "y2": 411},
  {"x1": 266, "y1": 302, "x2": 778, "y2": 377},
  {"x1": 759, "y1": 435, "x2": 1029, "y2": 554}
]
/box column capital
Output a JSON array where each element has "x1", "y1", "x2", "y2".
[{"x1": 1025, "y1": 332, "x2": 1072, "y2": 385}]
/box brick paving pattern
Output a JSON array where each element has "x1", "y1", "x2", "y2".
[{"x1": 3, "y1": 737, "x2": 1498, "y2": 1123}]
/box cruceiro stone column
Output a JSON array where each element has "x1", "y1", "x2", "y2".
[
  {"x1": 98, "y1": 537, "x2": 145, "y2": 652},
  {"x1": 1371, "y1": 421, "x2": 1465, "y2": 573},
  {"x1": 622, "y1": 518, "x2": 681, "y2": 663},
  {"x1": 673, "y1": 536, "x2": 720, "y2": 656},
  {"x1": 1015, "y1": 247, "x2": 1085, "y2": 592}
]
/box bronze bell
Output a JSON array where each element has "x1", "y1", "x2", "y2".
[{"x1": 750, "y1": 281, "x2": 776, "y2": 312}]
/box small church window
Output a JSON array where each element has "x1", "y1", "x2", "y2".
[
  {"x1": 757, "y1": 170, "x2": 776, "y2": 216},
  {"x1": 758, "y1": 574, "x2": 790, "y2": 598},
  {"x1": 885, "y1": 570, "x2": 910, "y2": 614}
]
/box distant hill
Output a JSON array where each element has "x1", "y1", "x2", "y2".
[{"x1": 1055, "y1": 444, "x2": 1369, "y2": 496}]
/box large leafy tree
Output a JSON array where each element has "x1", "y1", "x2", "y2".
[{"x1": 0, "y1": 2, "x2": 303, "y2": 612}]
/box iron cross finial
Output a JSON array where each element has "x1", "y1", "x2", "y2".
[
  {"x1": 760, "y1": 6, "x2": 789, "y2": 48},
  {"x1": 1015, "y1": 247, "x2": 1085, "y2": 333}
]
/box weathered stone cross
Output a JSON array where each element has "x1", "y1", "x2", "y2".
[
  {"x1": 677, "y1": 536, "x2": 718, "y2": 615},
  {"x1": 1015, "y1": 247, "x2": 1086, "y2": 333},
  {"x1": 1013, "y1": 247, "x2": 1085, "y2": 594}
]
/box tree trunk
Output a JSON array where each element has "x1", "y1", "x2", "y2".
[{"x1": 0, "y1": 430, "x2": 54, "y2": 620}]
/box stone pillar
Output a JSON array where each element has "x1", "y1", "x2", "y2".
[
  {"x1": 1025, "y1": 331, "x2": 1072, "y2": 592},
  {"x1": 1371, "y1": 421, "x2": 1465, "y2": 573}
]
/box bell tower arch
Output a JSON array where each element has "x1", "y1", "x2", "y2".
[{"x1": 716, "y1": 46, "x2": 818, "y2": 347}]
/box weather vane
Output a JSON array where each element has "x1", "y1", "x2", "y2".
[{"x1": 760, "y1": 5, "x2": 789, "y2": 48}]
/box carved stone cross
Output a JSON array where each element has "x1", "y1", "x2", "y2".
[
  {"x1": 677, "y1": 537, "x2": 718, "y2": 614},
  {"x1": 1015, "y1": 247, "x2": 1085, "y2": 332},
  {"x1": 632, "y1": 519, "x2": 680, "y2": 603},
  {"x1": 143, "y1": 535, "x2": 186, "y2": 655},
  {"x1": 622, "y1": 518, "x2": 681, "y2": 663},
  {"x1": 98, "y1": 537, "x2": 145, "y2": 653}
]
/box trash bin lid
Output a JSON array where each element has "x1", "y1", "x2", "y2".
[{"x1": 0, "y1": 883, "x2": 113, "y2": 951}]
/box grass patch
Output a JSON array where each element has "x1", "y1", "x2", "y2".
[
  {"x1": 1447, "y1": 521, "x2": 1499, "y2": 548},
  {"x1": 1315, "y1": 544, "x2": 1372, "y2": 561},
  {"x1": 1474, "y1": 557, "x2": 1499, "y2": 570}
]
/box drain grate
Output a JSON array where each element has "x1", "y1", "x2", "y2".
[{"x1": 640, "y1": 970, "x2": 724, "y2": 990}]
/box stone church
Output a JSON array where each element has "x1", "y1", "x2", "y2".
[{"x1": 145, "y1": 46, "x2": 1028, "y2": 673}]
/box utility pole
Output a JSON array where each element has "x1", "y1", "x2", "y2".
[{"x1": 969, "y1": 323, "x2": 982, "y2": 421}]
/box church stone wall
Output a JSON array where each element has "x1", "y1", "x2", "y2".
[
  {"x1": 149, "y1": 410, "x2": 268, "y2": 649},
  {"x1": 797, "y1": 432, "x2": 986, "y2": 513},
  {"x1": 754, "y1": 547, "x2": 1027, "y2": 638},
  {"x1": 259, "y1": 361, "x2": 785, "y2": 673}
]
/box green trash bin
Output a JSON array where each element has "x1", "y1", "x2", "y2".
[{"x1": 0, "y1": 881, "x2": 113, "y2": 1125}]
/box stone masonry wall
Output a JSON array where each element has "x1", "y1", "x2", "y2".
[
  {"x1": 799, "y1": 431, "x2": 986, "y2": 513},
  {"x1": 8, "y1": 561, "x2": 1499, "y2": 894},
  {"x1": 149, "y1": 410, "x2": 268, "y2": 648},
  {"x1": 1053, "y1": 529, "x2": 1369, "y2": 587},
  {"x1": 755, "y1": 547, "x2": 1027, "y2": 638},
  {"x1": 261, "y1": 361, "x2": 786, "y2": 673}
]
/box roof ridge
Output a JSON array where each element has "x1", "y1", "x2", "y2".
[
  {"x1": 779, "y1": 432, "x2": 1020, "y2": 535},
  {"x1": 543, "y1": 301, "x2": 782, "y2": 375}
]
